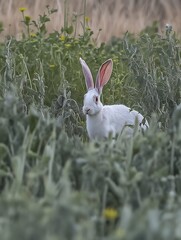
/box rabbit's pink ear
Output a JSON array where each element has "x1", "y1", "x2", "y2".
[
  {"x1": 95, "y1": 59, "x2": 113, "y2": 93},
  {"x1": 80, "y1": 58, "x2": 94, "y2": 91}
]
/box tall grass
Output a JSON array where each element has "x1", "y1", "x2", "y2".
[
  {"x1": 1, "y1": 0, "x2": 181, "y2": 43},
  {"x1": 0, "y1": 1, "x2": 181, "y2": 240},
  {"x1": 0, "y1": 88, "x2": 181, "y2": 239}
]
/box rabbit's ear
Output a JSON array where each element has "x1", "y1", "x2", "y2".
[
  {"x1": 95, "y1": 59, "x2": 113, "y2": 93},
  {"x1": 80, "y1": 58, "x2": 94, "y2": 91}
]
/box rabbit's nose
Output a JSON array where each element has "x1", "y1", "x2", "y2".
[{"x1": 86, "y1": 108, "x2": 90, "y2": 114}]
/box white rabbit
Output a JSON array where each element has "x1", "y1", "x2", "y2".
[{"x1": 80, "y1": 58, "x2": 149, "y2": 140}]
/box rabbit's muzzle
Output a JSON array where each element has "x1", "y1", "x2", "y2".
[{"x1": 85, "y1": 108, "x2": 91, "y2": 115}]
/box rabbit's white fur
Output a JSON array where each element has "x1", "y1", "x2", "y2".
[{"x1": 80, "y1": 58, "x2": 149, "y2": 140}]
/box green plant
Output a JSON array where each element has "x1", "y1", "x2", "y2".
[{"x1": 0, "y1": 5, "x2": 181, "y2": 240}]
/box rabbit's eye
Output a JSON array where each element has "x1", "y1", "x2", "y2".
[{"x1": 95, "y1": 96, "x2": 98, "y2": 104}]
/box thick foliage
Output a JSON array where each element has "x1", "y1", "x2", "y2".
[
  {"x1": 0, "y1": 85, "x2": 181, "y2": 240},
  {"x1": 1, "y1": 20, "x2": 180, "y2": 131},
  {"x1": 0, "y1": 11, "x2": 181, "y2": 240}
]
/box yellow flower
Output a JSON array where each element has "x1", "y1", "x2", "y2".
[
  {"x1": 49, "y1": 64, "x2": 55, "y2": 69},
  {"x1": 85, "y1": 16, "x2": 90, "y2": 22},
  {"x1": 113, "y1": 58, "x2": 119, "y2": 63},
  {"x1": 30, "y1": 33, "x2": 36, "y2": 37},
  {"x1": 103, "y1": 208, "x2": 118, "y2": 220},
  {"x1": 64, "y1": 44, "x2": 71, "y2": 48},
  {"x1": 24, "y1": 15, "x2": 31, "y2": 26},
  {"x1": 19, "y1": 7, "x2": 27, "y2": 12},
  {"x1": 86, "y1": 27, "x2": 91, "y2": 31},
  {"x1": 59, "y1": 35, "x2": 65, "y2": 41},
  {"x1": 25, "y1": 15, "x2": 31, "y2": 22}
]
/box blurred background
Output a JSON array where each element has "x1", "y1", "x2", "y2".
[{"x1": 0, "y1": 0, "x2": 181, "y2": 42}]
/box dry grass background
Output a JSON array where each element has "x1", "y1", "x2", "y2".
[{"x1": 1, "y1": 0, "x2": 181, "y2": 42}]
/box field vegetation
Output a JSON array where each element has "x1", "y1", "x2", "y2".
[
  {"x1": 1, "y1": 0, "x2": 181, "y2": 42},
  {"x1": 0, "y1": 1, "x2": 181, "y2": 240}
]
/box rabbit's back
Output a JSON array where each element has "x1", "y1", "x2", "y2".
[
  {"x1": 102, "y1": 104, "x2": 148, "y2": 135},
  {"x1": 86, "y1": 104, "x2": 148, "y2": 139}
]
